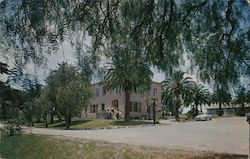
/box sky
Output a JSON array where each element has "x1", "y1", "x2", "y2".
[
  {"x1": 41, "y1": 43, "x2": 166, "y2": 84},
  {"x1": 0, "y1": 40, "x2": 166, "y2": 86}
]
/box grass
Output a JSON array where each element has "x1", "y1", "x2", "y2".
[
  {"x1": 0, "y1": 131, "x2": 247, "y2": 159},
  {"x1": 33, "y1": 119, "x2": 153, "y2": 130}
]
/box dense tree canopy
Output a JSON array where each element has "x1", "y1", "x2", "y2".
[
  {"x1": 162, "y1": 71, "x2": 194, "y2": 119},
  {"x1": 0, "y1": 0, "x2": 249, "y2": 89},
  {"x1": 43, "y1": 63, "x2": 92, "y2": 128},
  {"x1": 211, "y1": 87, "x2": 232, "y2": 116},
  {"x1": 232, "y1": 86, "x2": 249, "y2": 116},
  {"x1": 104, "y1": 49, "x2": 153, "y2": 121}
]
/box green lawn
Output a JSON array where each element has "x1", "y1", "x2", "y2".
[
  {"x1": 33, "y1": 119, "x2": 153, "y2": 130},
  {"x1": 0, "y1": 131, "x2": 246, "y2": 159}
]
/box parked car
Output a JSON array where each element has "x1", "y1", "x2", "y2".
[{"x1": 195, "y1": 114, "x2": 212, "y2": 121}]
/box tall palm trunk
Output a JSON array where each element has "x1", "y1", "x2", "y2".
[
  {"x1": 192, "y1": 105, "x2": 195, "y2": 118},
  {"x1": 241, "y1": 103, "x2": 245, "y2": 116},
  {"x1": 175, "y1": 105, "x2": 179, "y2": 120},
  {"x1": 195, "y1": 103, "x2": 198, "y2": 117},
  {"x1": 175, "y1": 96, "x2": 180, "y2": 120},
  {"x1": 153, "y1": 100, "x2": 156, "y2": 124},
  {"x1": 147, "y1": 103, "x2": 151, "y2": 120},
  {"x1": 219, "y1": 103, "x2": 222, "y2": 116},
  {"x1": 65, "y1": 115, "x2": 72, "y2": 129},
  {"x1": 50, "y1": 112, "x2": 54, "y2": 123},
  {"x1": 45, "y1": 119, "x2": 48, "y2": 128},
  {"x1": 124, "y1": 91, "x2": 131, "y2": 121},
  {"x1": 200, "y1": 105, "x2": 203, "y2": 113}
]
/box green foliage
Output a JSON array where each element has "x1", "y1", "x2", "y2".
[
  {"x1": 0, "y1": 0, "x2": 248, "y2": 90},
  {"x1": 185, "y1": 1, "x2": 250, "y2": 87},
  {"x1": 42, "y1": 62, "x2": 92, "y2": 128},
  {"x1": 0, "y1": 62, "x2": 9, "y2": 75},
  {"x1": 104, "y1": 49, "x2": 153, "y2": 121},
  {"x1": 34, "y1": 88, "x2": 53, "y2": 127},
  {"x1": 0, "y1": 85, "x2": 24, "y2": 120},
  {"x1": 211, "y1": 87, "x2": 232, "y2": 116},
  {"x1": 189, "y1": 83, "x2": 211, "y2": 117},
  {"x1": 162, "y1": 71, "x2": 194, "y2": 120},
  {"x1": 56, "y1": 77, "x2": 91, "y2": 129},
  {"x1": 212, "y1": 88, "x2": 232, "y2": 105},
  {"x1": 232, "y1": 86, "x2": 249, "y2": 116}
]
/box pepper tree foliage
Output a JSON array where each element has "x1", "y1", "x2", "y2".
[{"x1": 0, "y1": 0, "x2": 249, "y2": 88}]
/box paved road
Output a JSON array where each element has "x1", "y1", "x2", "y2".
[{"x1": 25, "y1": 117, "x2": 248, "y2": 155}]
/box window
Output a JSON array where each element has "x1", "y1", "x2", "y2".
[
  {"x1": 90, "y1": 104, "x2": 98, "y2": 113},
  {"x1": 102, "y1": 87, "x2": 106, "y2": 95},
  {"x1": 133, "y1": 102, "x2": 138, "y2": 112},
  {"x1": 95, "y1": 88, "x2": 99, "y2": 96},
  {"x1": 101, "y1": 103, "x2": 105, "y2": 111},
  {"x1": 153, "y1": 88, "x2": 157, "y2": 96},
  {"x1": 112, "y1": 100, "x2": 119, "y2": 109}
]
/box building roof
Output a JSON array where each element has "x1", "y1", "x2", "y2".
[
  {"x1": 91, "y1": 81, "x2": 162, "y2": 86},
  {"x1": 207, "y1": 103, "x2": 250, "y2": 109}
]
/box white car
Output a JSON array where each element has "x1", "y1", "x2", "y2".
[{"x1": 195, "y1": 114, "x2": 212, "y2": 121}]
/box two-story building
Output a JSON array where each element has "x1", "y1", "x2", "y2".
[{"x1": 84, "y1": 82, "x2": 161, "y2": 119}]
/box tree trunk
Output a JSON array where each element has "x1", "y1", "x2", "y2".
[
  {"x1": 219, "y1": 103, "x2": 222, "y2": 116},
  {"x1": 200, "y1": 105, "x2": 203, "y2": 113},
  {"x1": 192, "y1": 105, "x2": 195, "y2": 119},
  {"x1": 65, "y1": 116, "x2": 72, "y2": 129},
  {"x1": 45, "y1": 120, "x2": 48, "y2": 128},
  {"x1": 195, "y1": 104, "x2": 198, "y2": 116},
  {"x1": 147, "y1": 104, "x2": 151, "y2": 120},
  {"x1": 175, "y1": 105, "x2": 179, "y2": 120},
  {"x1": 153, "y1": 100, "x2": 156, "y2": 124},
  {"x1": 241, "y1": 103, "x2": 245, "y2": 116},
  {"x1": 50, "y1": 113, "x2": 54, "y2": 123},
  {"x1": 175, "y1": 98, "x2": 180, "y2": 121},
  {"x1": 124, "y1": 91, "x2": 131, "y2": 121}
]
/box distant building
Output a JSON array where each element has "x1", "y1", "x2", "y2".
[
  {"x1": 207, "y1": 103, "x2": 250, "y2": 116},
  {"x1": 84, "y1": 82, "x2": 161, "y2": 119}
]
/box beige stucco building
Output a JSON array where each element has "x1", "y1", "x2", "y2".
[{"x1": 84, "y1": 82, "x2": 161, "y2": 119}]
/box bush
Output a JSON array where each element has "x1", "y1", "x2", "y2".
[{"x1": 4, "y1": 119, "x2": 23, "y2": 136}]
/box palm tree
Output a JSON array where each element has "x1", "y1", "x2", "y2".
[
  {"x1": 104, "y1": 50, "x2": 153, "y2": 121},
  {"x1": 162, "y1": 71, "x2": 194, "y2": 120},
  {"x1": 211, "y1": 87, "x2": 231, "y2": 116},
  {"x1": 233, "y1": 87, "x2": 247, "y2": 116},
  {"x1": 192, "y1": 83, "x2": 211, "y2": 117}
]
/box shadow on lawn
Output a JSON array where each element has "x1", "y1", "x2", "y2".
[
  {"x1": 34, "y1": 119, "x2": 154, "y2": 130},
  {"x1": 50, "y1": 119, "x2": 92, "y2": 128},
  {"x1": 112, "y1": 120, "x2": 153, "y2": 126}
]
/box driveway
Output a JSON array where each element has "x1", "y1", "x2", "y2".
[{"x1": 24, "y1": 117, "x2": 248, "y2": 155}]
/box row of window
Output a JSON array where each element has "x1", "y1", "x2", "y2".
[
  {"x1": 90, "y1": 104, "x2": 99, "y2": 113},
  {"x1": 95, "y1": 87, "x2": 158, "y2": 97},
  {"x1": 129, "y1": 102, "x2": 142, "y2": 113},
  {"x1": 90, "y1": 104, "x2": 106, "y2": 113},
  {"x1": 89, "y1": 102, "x2": 142, "y2": 113}
]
